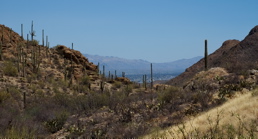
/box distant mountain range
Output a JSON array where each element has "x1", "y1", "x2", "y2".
[{"x1": 84, "y1": 54, "x2": 202, "y2": 76}]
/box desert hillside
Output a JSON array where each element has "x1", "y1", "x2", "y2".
[{"x1": 168, "y1": 25, "x2": 258, "y2": 86}]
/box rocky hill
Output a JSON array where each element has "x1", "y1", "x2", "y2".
[{"x1": 168, "y1": 25, "x2": 258, "y2": 86}]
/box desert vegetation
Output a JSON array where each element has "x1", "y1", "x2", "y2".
[{"x1": 0, "y1": 23, "x2": 258, "y2": 138}]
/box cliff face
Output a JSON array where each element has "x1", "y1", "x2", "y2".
[{"x1": 168, "y1": 25, "x2": 258, "y2": 86}]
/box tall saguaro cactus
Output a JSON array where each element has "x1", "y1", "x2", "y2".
[
  {"x1": 97, "y1": 62, "x2": 100, "y2": 74},
  {"x1": 103, "y1": 65, "x2": 105, "y2": 78},
  {"x1": 9, "y1": 28, "x2": 12, "y2": 43},
  {"x1": 150, "y1": 63, "x2": 153, "y2": 89},
  {"x1": 0, "y1": 26, "x2": 2, "y2": 60},
  {"x1": 21, "y1": 24, "x2": 23, "y2": 39},
  {"x1": 70, "y1": 43, "x2": 74, "y2": 84},
  {"x1": 30, "y1": 21, "x2": 36, "y2": 41},
  {"x1": 144, "y1": 74, "x2": 147, "y2": 90},
  {"x1": 42, "y1": 29, "x2": 44, "y2": 47},
  {"x1": 26, "y1": 34, "x2": 29, "y2": 48},
  {"x1": 204, "y1": 39, "x2": 208, "y2": 71}
]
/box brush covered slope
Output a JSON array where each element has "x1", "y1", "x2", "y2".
[
  {"x1": 168, "y1": 25, "x2": 258, "y2": 86},
  {"x1": 0, "y1": 24, "x2": 132, "y2": 138},
  {"x1": 1, "y1": 23, "x2": 258, "y2": 138}
]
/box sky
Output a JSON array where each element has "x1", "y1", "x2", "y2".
[{"x1": 1, "y1": 0, "x2": 258, "y2": 63}]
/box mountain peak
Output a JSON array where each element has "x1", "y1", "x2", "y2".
[{"x1": 247, "y1": 25, "x2": 258, "y2": 36}]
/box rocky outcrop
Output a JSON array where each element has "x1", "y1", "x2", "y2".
[{"x1": 55, "y1": 45, "x2": 97, "y2": 71}]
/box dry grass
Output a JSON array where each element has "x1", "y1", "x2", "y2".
[{"x1": 143, "y1": 90, "x2": 258, "y2": 138}]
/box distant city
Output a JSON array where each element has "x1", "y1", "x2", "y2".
[{"x1": 126, "y1": 73, "x2": 176, "y2": 83}]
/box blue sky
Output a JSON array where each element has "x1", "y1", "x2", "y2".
[{"x1": 1, "y1": 0, "x2": 258, "y2": 63}]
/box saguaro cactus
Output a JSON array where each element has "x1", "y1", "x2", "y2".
[
  {"x1": 30, "y1": 21, "x2": 35, "y2": 41},
  {"x1": 46, "y1": 36, "x2": 48, "y2": 57},
  {"x1": 70, "y1": 43, "x2": 74, "y2": 84},
  {"x1": 142, "y1": 75, "x2": 145, "y2": 88},
  {"x1": 21, "y1": 24, "x2": 23, "y2": 39},
  {"x1": 100, "y1": 81, "x2": 104, "y2": 92},
  {"x1": 9, "y1": 28, "x2": 12, "y2": 43},
  {"x1": 97, "y1": 62, "x2": 100, "y2": 74},
  {"x1": 1, "y1": 26, "x2": 4, "y2": 45},
  {"x1": 204, "y1": 39, "x2": 208, "y2": 71},
  {"x1": 0, "y1": 41, "x2": 2, "y2": 61},
  {"x1": 23, "y1": 91, "x2": 26, "y2": 109},
  {"x1": 108, "y1": 71, "x2": 110, "y2": 79},
  {"x1": 26, "y1": 34, "x2": 29, "y2": 48},
  {"x1": 42, "y1": 29, "x2": 44, "y2": 47},
  {"x1": 144, "y1": 74, "x2": 147, "y2": 90},
  {"x1": 0, "y1": 26, "x2": 2, "y2": 60},
  {"x1": 151, "y1": 63, "x2": 153, "y2": 89},
  {"x1": 103, "y1": 65, "x2": 105, "y2": 77}
]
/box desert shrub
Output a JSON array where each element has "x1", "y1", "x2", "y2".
[
  {"x1": 38, "y1": 81, "x2": 45, "y2": 89},
  {"x1": 0, "y1": 95, "x2": 20, "y2": 136},
  {"x1": 218, "y1": 84, "x2": 241, "y2": 98},
  {"x1": 112, "y1": 81, "x2": 122, "y2": 89},
  {"x1": 30, "y1": 84, "x2": 37, "y2": 94},
  {"x1": 3, "y1": 127, "x2": 36, "y2": 139},
  {"x1": 239, "y1": 80, "x2": 254, "y2": 90},
  {"x1": 53, "y1": 92, "x2": 72, "y2": 109},
  {"x1": 88, "y1": 92, "x2": 110, "y2": 109},
  {"x1": 80, "y1": 75, "x2": 90, "y2": 85},
  {"x1": 27, "y1": 74, "x2": 37, "y2": 83},
  {"x1": 44, "y1": 111, "x2": 69, "y2": 133},
  {"x1": 28, "y1": 40, "x2": 39, "y2": 46},
  {"x1": 251, "y1": 87, "x2": 258, "y2": 96},
  {"x1": 0, "y1": 90, "x2": 11, "y2": 104},
  {"x1": 52, "y1": 45, "x2": 63, "y2": 50},
  {"x1": 108, "y1": 91, "x2": 126, "y2": 110},
  {"x1": 123, "y1": 85, "x2": 133, "y2": 96},
  {"x1": 72, "y1": 92, "x2": 112, "y2": 113},
  {"x1": 3, "y1": 61, "x2": 18, "y2": 76},
  {"x1": 191, "y1": 91, "x2": 214, "y2": 109},
  {"x1": 157, "y1": 86, "x2": 180, "y2": 104},
  {"x1": 7, "y1": 86, "x2": 21, "y2": 102}
]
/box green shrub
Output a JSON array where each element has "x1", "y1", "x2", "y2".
[
  {"x1": 218, "y1": 84, "x2": 241, "y2": 98},
  {"x1": 123, "y1": 85, "x2": 133, "y2": 96},
  {"x1": 112, "y1": 81, "x2": 122, "y2": 89},
  {"x1": 3, "y1": 61, "x2": 18, "y2": 76},
  {"x1": 28, "y1": 40, "x2": 39, "y2": 46},
  {"x1": 251, "y1": 87, "x2": 258, "y2": 96},
  {"x1": 157, "y1": 86, "x2": 180, "y2": 104},
  {"x1": 80, "y1": 75, "x2": 90, "y2": 85},
  {"x1": 0, "y1": 90, "x2": 11, "y2": 104},
  {"x1": 44, "y1": 111, "x2": 68, "y2": 133},
  {"x1": 4, "y1": 127, "x2": 36, "y2": 139}
]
